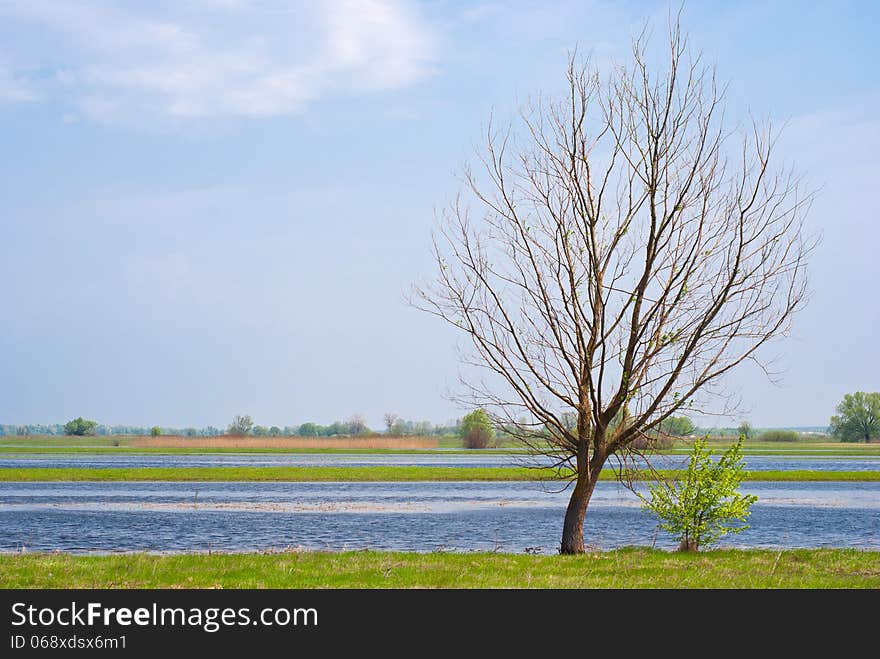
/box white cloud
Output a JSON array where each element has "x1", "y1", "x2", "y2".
[
  {"x1": 0, "y1": 65, "x2": 37, "y2": 104},
  {"x1": 0, "y1": 0, "x2": 435, "y2": 121}
]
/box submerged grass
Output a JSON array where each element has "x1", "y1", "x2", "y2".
[
  {"x1": 1, "y1": 548, "x2": 877, "y2": 588},
  {"x1": 0, "y1": 466, "x2": 878, "y2": 482}
]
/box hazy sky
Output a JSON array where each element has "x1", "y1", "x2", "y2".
[{"x1": 1, "y1": 1, "x2": 877, "y2": 429}]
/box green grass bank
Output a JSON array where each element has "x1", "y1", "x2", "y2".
[{"x1": 1, "y1": 549, "x2": 877, "y2": 588}]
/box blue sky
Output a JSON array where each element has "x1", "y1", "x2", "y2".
[{"x1": 1, "y1": 1, "x2": 878, "y2": 429}]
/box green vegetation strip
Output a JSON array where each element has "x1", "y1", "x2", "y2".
[
  {"x1": 0, "y1": 466, "x2": 878, "y2": 482},
  {"x1": 1, "y1": 548, "x2": 877, "y2": 588}
]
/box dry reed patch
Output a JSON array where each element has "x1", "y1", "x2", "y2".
[{"x1": 128, "y1": 435, "x2": 439, "y2": 449}]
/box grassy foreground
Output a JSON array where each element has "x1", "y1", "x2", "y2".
[
  {"x1": 1, "y1": 549, "x2": 877, "y2": 588},
  {"x1": 1, "y1": 466, "x2": 879, "y2": 482}
]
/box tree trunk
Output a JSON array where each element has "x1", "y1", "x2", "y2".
[
  {"x1": 677, "y1": 537, "x2": 699, "y2": 552},
  {"x1": 560, "y1": 433, "x2": 601, "y2": 554},
  {"x1": 560, "y1": 475, "x2": 595, "y2": 554}
]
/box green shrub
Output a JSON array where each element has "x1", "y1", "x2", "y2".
[
  {"x1": 757, "y1": 429, "x2": 800, "y2": 442},
  {"x1": 640, "y1": 437, "x2": 757, "y2": 551},
  {"x1": 461, "y1": 409, "x2": 495, "y2": 449},
  {"x1": 63, "y1": 417, "x2": 98, "y2": 437}
]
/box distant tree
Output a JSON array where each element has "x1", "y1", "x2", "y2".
[
  {"x1": 830, "y1": 392, "x2": 880, "y2": 443},
  {"x1": 268, "y1": 426, "x2": 281, "y2": 436},
  {"x1": 461, "y1": 408, "x2": 495, "y2": 449},
  {"x1": 737, "y1": 421, "x2": 753, "y2": 440},
  {"x1": 150, "y1": 426, "x2": 162, "y2": 437},
  {"x1": 384, "y1": 413, "x2": 400, "y2": 435},
  {"x1": 659, "y1": 416, "x2": 696, "y2": 437},
  {"x1": 559, "y1": 411, "x2": 578, "y2": 435},
  {"x1": 413, "y1": 420, "x2": 433, "y2": 436},
  {"x1": 297, "y1": 422, "x2": 320, "y2": 437},
  {"x1": 640, "y1": 437, "x2": 757, "y2": 551},
  {"x1": 185, "y1": 427, "x2": 198, "y2": 437},
  {"x1": 391, "y1": 419, "x2": 408, "y2": 436},
  {"x1": 252, "y1": 425, "x2": 269, "y2": 437},
  {"x1": 16, "y1": 426, "x2": 30, "y2": 437},
  {"x1": 63, "y1": 417, "x2": 98, "y2": 436},
  {"x1": 347, "y1": 415, "x2": 368, "y2": 436},
  {"x1": 227, "y1": 414, "x2": 254, "y2": 436}
]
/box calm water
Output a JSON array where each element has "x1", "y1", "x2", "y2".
[
  {"x1": 2, "y1": 453, "x2": 879, "y2": 471},
  {"x1": 1, "y1": 481, "x2": 877, "y2": 553}
]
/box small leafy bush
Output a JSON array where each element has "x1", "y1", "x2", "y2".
[{"x1": 640, "y1": 436, "x2": 757, "y2": 551}]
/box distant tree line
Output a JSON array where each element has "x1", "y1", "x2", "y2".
[
  {"x1": 692, "y1": 425, "x2": 828, "y2": 438},
  {"x1": 0, "y1": 422, "x2": 225, "y2": 437},
  {"x1": 0, "y1": 413, "x2": 791, "y2": 440},
  {"x1": 0, "y1": 416, "x2": 460, "y2": 438},
  {"x1": 692, "y1": 391, "x2": 880, "y2": 443},
  {"x1": 5, "y1": 392, "x2": 877, "y2": 442},
  {"x1": 269, "y1": 415, "x2": 460, "y2": 438}
]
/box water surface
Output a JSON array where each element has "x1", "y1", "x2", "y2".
[
  {"x1": 2, "y1": 480, "x2": 876, "y2": 554},
  {"x1": 2, "y1": 453, "x2": 878, "y2": 471}
]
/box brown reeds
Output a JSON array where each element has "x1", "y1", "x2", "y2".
[{"x1": 128, "y1": 435, "x2": 439, "y2": 449}]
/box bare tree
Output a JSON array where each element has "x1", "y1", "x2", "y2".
[
  {"x1": 384, "y1": 412, "x2": 401, "y2": 435},
  {"x1": 227, "y1": 414, "x2": 254, "y2": 436},
  {"x1": 414, "y1": 20, "x2": 815, "y2": 554},
  {"x1": 347, "y1": 414, "x2": 368, "y2": 436}
]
